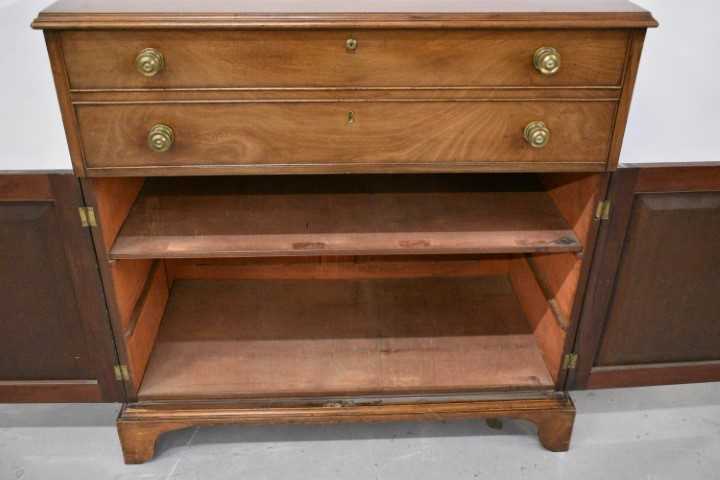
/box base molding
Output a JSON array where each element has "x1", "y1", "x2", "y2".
[{"x1": 117, "y1": 395, "x2": 576, "y2": 464}]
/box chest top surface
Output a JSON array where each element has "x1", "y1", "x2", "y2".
[{"x1": 33, "y1": 0, "x2": 657, "y2": 29}]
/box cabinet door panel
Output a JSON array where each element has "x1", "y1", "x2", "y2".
[
  {"x1": 0, "y1": 174, "x2": 122, "y2": 402},
  {"x1": 570, "y1": 167, "x2": 720, "y2": 389},
  {"x1": 596, "y1": 192, "x2": 720, "y2": 365}
]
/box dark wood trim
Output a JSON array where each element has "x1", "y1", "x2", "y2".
[
  {"x1": 49, "y1": 174, "x2": 125, "y2": 401},
  {"x1": 0, "y1": 381, "x2": 102, "y2": 403},
  {"x1": 565, "y1": 168, "x2": 639, "y2": 389},
  {"x1": 587, "y1": 361, "x2": 720, "y2": 389},
  {"x1": 118, "y1": 395, "x2": 575, "y2": 463},
  {"x1": 635, "y1": 166, "x2": 720, "y2": 192}
]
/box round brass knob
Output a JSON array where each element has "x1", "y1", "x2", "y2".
[
  {"x1": 135, "y1": 48, "x2": 165, "y2": 77},
  {"x1": 346, "y1": 38, "x2": 358, "y2": 52},
  {"x1": 147, "y1": 124, "x2": 174, "y2": 152},
  {"x1": 524, "y1": 121, "x2": 550, "y2": 149},
  {"x1": 533, "y1": 47, "x2": 561, "y2": 75}
]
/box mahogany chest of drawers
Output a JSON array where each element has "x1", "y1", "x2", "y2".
[{"x1": 34, "y1": 0, "x2": 657, "y2": 463}]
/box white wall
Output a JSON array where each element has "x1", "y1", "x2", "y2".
[
  {"x1": 0, "y1": 0, "x2": 70, "y2": 171},
  {"x1": 622, "y1": 0, "x2": 720, "y2": 165},
  {"x1": 0, "y1": 0, "x2": 717, "y2": 171}
]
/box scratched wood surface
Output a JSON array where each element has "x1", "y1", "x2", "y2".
[{"x1": 111, "y1": 174, "x2": 581, "y2": 259}]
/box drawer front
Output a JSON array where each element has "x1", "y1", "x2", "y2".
[
  {"x1": 62, "y1": 30, "x2": 629, "y2": 89},
  {"x1": 76, "y1": 102, "x2": 615, "y2": 174}
]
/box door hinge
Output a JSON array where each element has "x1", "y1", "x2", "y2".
[
  {"x1": 594, "y1": 200, "x2": 611, "y2": 221},
  {"x1": 562, "y1": 353, "x2": 578, "y2": 370},
  {"x1": 78, "y1": 207, "x2": 97, "y2": 227},
  {"x1": 113, "y1": 365, "x2": 130, "y2": 382}
]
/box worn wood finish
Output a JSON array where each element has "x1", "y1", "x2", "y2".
[
  {"x1": 32, "y1": 0, "x2": 657, "y2": 30},
  {"x1": 571, "y1": 167, "x2": 720, "y2": 389},
  {"x1": 0, "y1": 174, "x2": 121, "y2": 402},
  {"x1": 125, "y1": 261, "x2": 170, "y2": 391},
  {"x1": 509, "y1": 257, "x2": 566, "y2": 382},
  {"x1": 139, "y1": 274, "x2": 554, "y2": 400},
  {"x1": 167, "y1": 255, "x2": 513, "y2": 281},
  {"x1": 61, "y1": 30, "x2": 629, "y2": 90},
  {"x1": 75, "y1": 102, "x2": 615, "y2": 174},
  {"x1": 118, "y1": 395, "x2": 575, "y2": 463},
  {"x1": 111, "y1": 175, "x2": 580, "y2": 259}
]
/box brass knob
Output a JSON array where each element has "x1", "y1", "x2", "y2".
[
  {"x1": 524, "y1": 121, "x2": 550, "y2": 148},
  {"x1": 135, "y1": 48, "x2": 165, "y2": 77},
  {"x1": 533, "y1": 47, "x2": 561, "y2": 75},
  {"x1": 147, "y1": 124, "x2": 174, "y2": 152},
  {"x1": 346, "y1": 38, "x2": 358, "y2": 52}
]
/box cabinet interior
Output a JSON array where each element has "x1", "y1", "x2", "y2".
[{"x1": 88, "y1": 172, "x2": 605, "y2": 400}]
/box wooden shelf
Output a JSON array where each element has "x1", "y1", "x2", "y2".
[
  {"x1": 111, "y1": 175, "x2": 580, "y2": 259},
  {"x1": 138, "y1": 275, "x2": 555, "y2": 400}
]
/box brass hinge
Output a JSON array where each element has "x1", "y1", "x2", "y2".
[
  {"x1": 595, "y1": 200, "x2": 611, "y2": 221},
  {"x1": 113, "y1": 365, "x2": 130, "y2": 382},
  {"x1": 78, "y1": 207, "x2": 97, "y2": 227},
  {"x1": 562, "y1": 353, "x2": 578, "y2": 370}
]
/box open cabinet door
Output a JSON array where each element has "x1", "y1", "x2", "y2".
[
  {"x1": 0, "y1": 174, "x2": 123, "y2": 402},
  {"x1": 568, "y1": 166, "x2": 720, "y2": 390}
]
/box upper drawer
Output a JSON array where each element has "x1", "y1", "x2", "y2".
[{"x1": 61, "y1": 30, "x2": 629, "y2": 90}]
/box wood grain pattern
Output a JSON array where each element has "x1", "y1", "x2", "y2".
[
  {"x1": 117, "y1": 395, "x2": 575, "y2": 463},
  {"x1": 138, "y1": 275, "x2": 554, "y2": 400},
  {"x1": 76, "y1": 101, "x2": 615, "y2": 174},
  {"x1": 541, "y1": 172, "x2": 606, "y2": 246},
  {"x1": 90, "y1": 177, "x2": 145, "y2": 251},
  {"x1": 111, "y1": 175, "x2": 580, "y2": 259},
  {"x1": 61, "y1": 30, "x2": 629, "y2": 90},
  {"x1": 125, "y1": 261, "x2": 169, "y2": 391},
  {"x1": 509, "y1": 257, "x2": 566, "y2": 382}
]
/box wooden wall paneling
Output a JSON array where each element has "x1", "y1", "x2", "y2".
[{"x1": 0, "y1": 174, "x2": 122, "y2": 402}]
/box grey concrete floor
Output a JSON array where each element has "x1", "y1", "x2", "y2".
[{"x1": 1, "y1": 383, "x2": 719, "y2": 480}]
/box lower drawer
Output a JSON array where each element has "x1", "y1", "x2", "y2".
[{"x1": 76, "y1": 102, "x2": 615, "y2": 175}]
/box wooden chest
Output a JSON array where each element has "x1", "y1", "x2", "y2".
[{"x1": 34, "y1": 0, "x2": 657, "y2": 463}]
